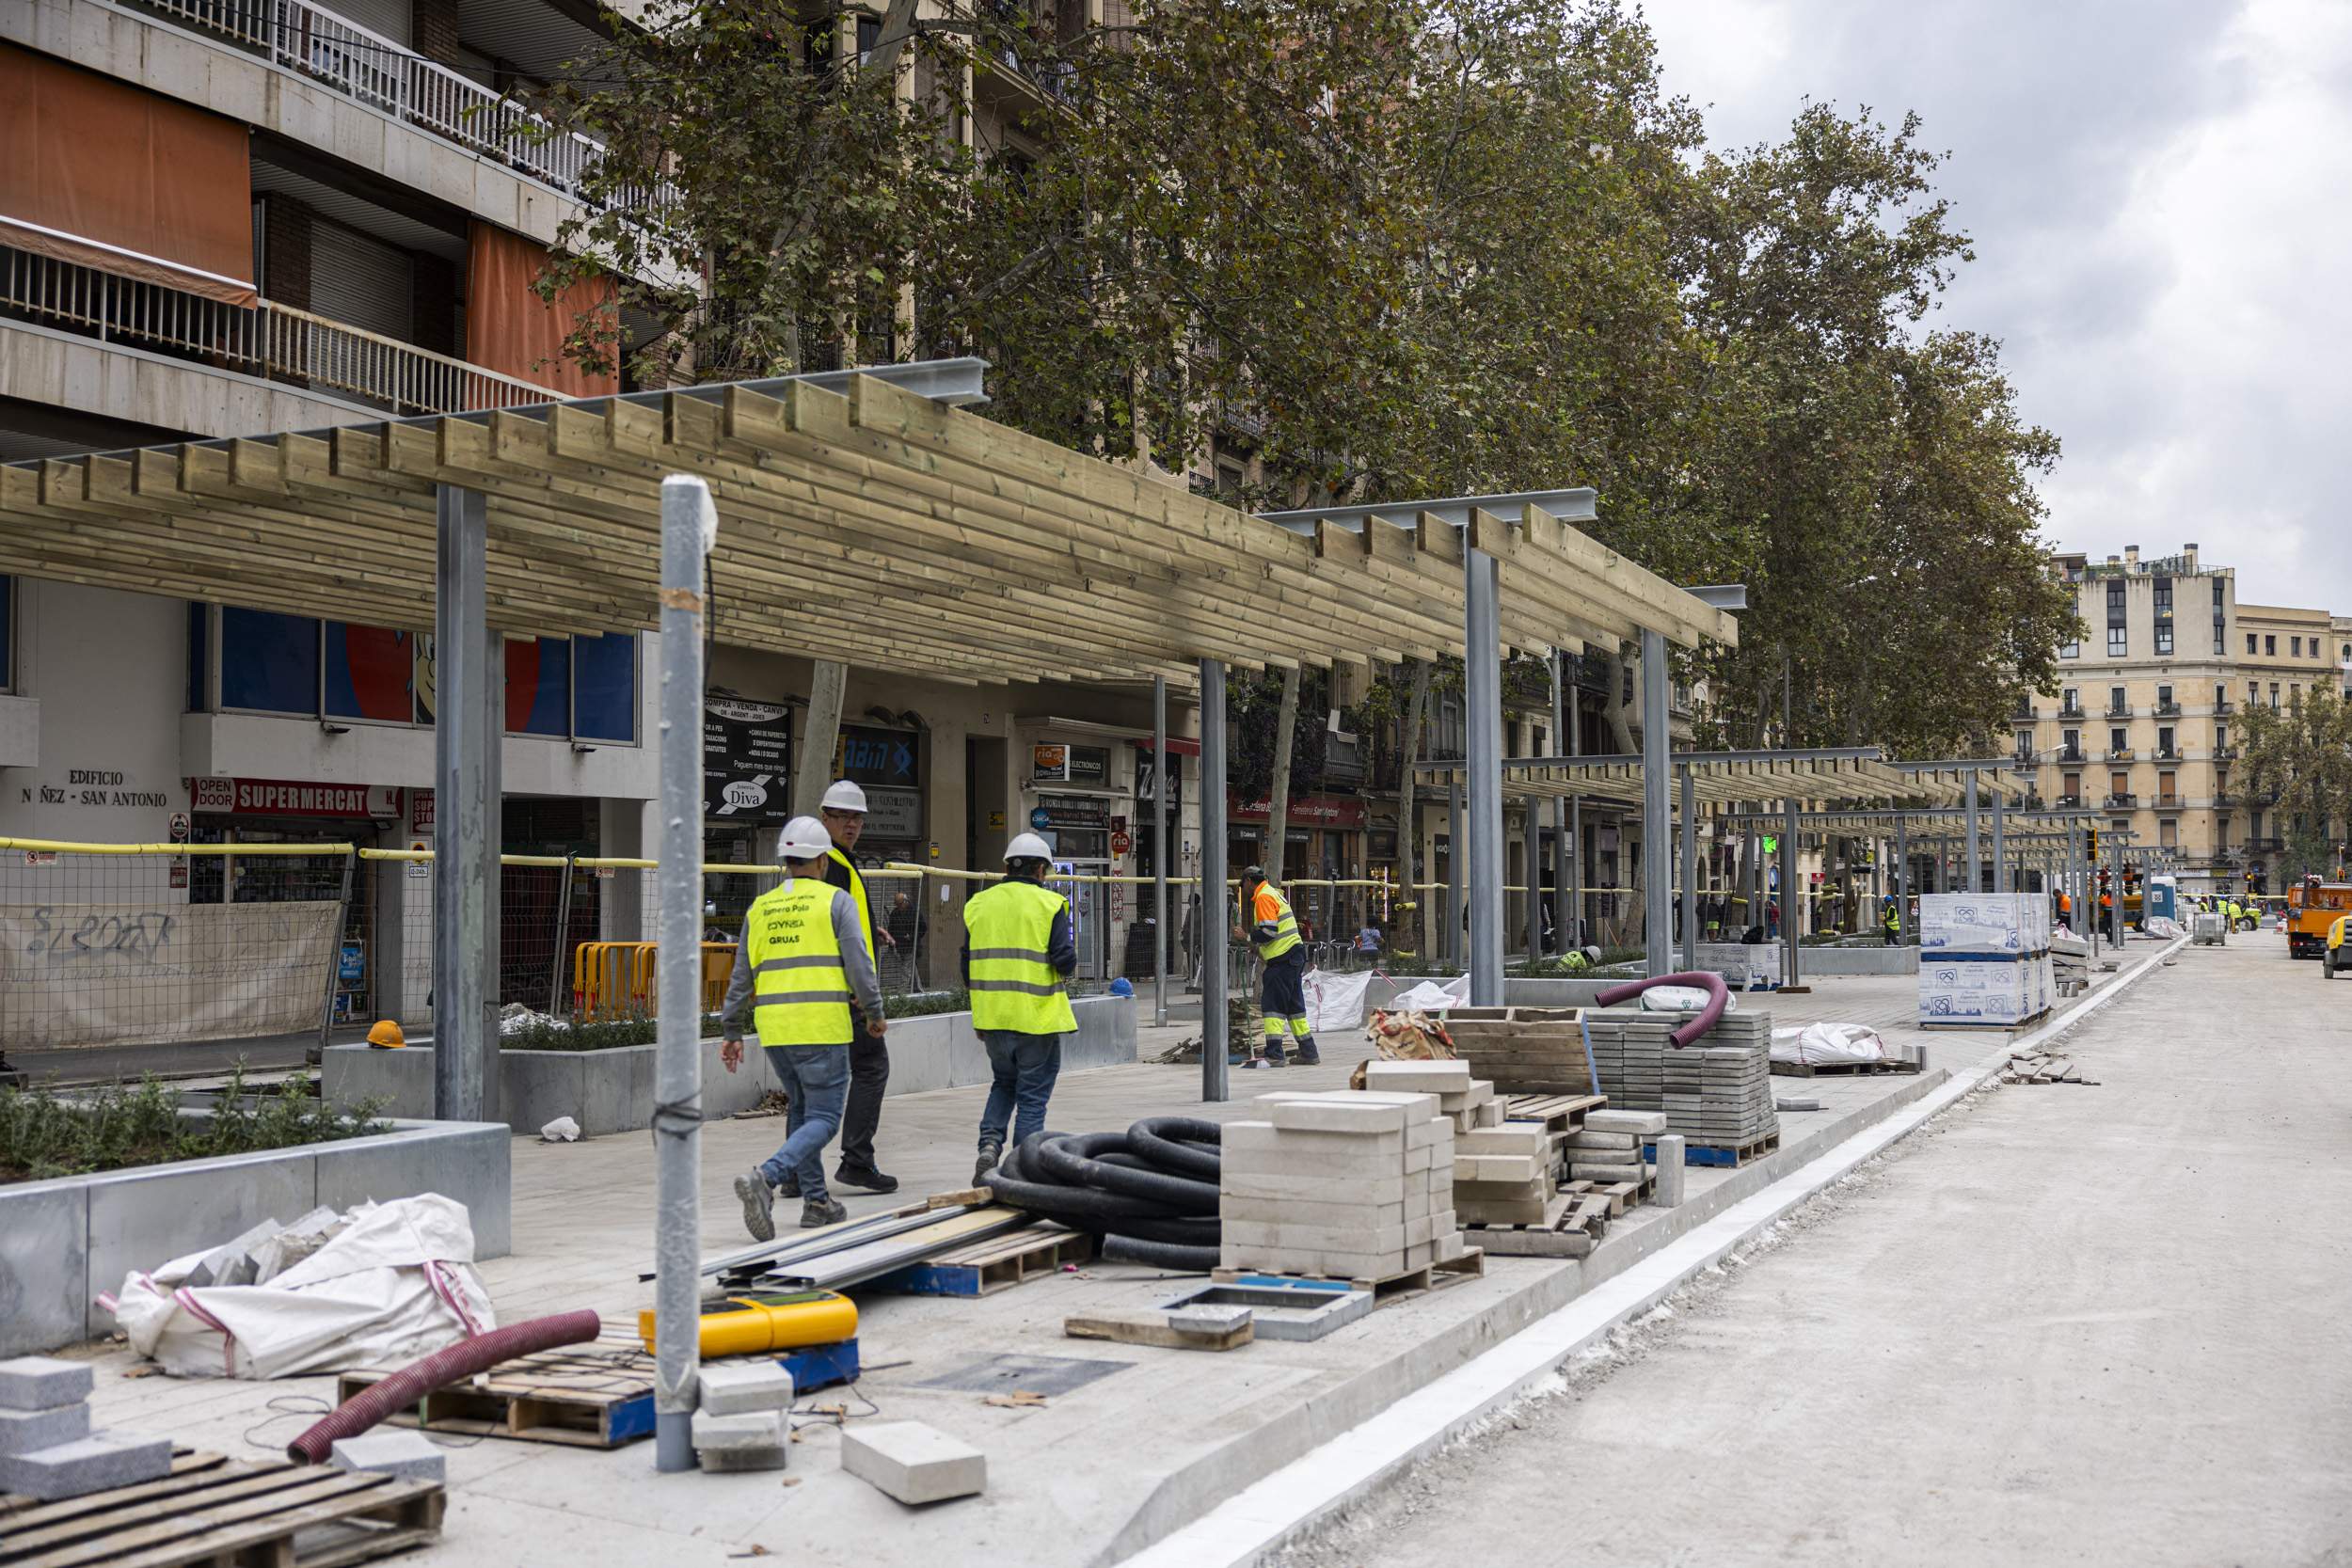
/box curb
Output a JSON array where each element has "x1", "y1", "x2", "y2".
[{"x1": 1113, "y1": 937, "x2": 2185, "y2": 1568}]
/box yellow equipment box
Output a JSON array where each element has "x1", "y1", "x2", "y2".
[{"x1": 638, "y1": 1290, "x2": 860, "y2": 1359}]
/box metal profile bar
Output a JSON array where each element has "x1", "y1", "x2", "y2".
[
  {"x1": 1257, "y1": 489, "x2": 1597, "y2": 533},
  {"x1": 1200, "y1": 657, "x2": 1229, "y2": 1101},
  {"x1": 1464, "y1": 546, "x2": 1505, "y2": 1004},
  {"x1": 1678, "y1": 764, "x2": 1697, "y2": 972},
  {"x1": 432, "y1": 482, "x2": 490, "y2": 1124},
  {"x1": 1641, "y1": 630, "x2": 1671, "y2": 977},
  {"x1": 1152, "y1": 674, "x2": 1169, "y2": 1030}
]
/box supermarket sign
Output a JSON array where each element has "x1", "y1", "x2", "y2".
[{"x1": 191, "y1": 777, "x2": 401, "y2": 818}]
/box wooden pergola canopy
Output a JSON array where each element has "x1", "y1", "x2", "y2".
[
  {"x1": 0, "y1": 368, "x2": 1737, "y2": 687},
  {"x1": 1414, "y1": 752, "x2": 2030, "y2": 811}
]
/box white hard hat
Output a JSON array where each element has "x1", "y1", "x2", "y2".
[
  {"x1": 778, "y1": 816, "x2": 833, "y2": 863},
  {"x1": 1005, "y1": 832, "x2": 1053, "y2": 863},
  {"x1": 820, "y1": 780, "x2": 868, "y2": 814}
]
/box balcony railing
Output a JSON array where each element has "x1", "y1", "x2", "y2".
[
  {"x1": 2214, "y1": 792, "x2": 2237, "y2": 807},
  {"x1": 2060, "y1": 704, "x2": 2085, "y2": 719},
  {"x1": 2108, "y1": 747, "x2": 2136, "y2": 761},
  {"x1": 131, "y1": 0, "x2": 673, "y2": 214},
  {"x1": 2107, "y1": 702, "x2": 2134, "y2": 717},
  {"x1": 2215, "y1": 700, "x2": 2235, "y2": 715},
  {"x1": 2058, "y1": 793, "x2": 2083, "y2": 808},
  {"x1": 3, "y1": 245, "x2": 560, "y2": 416},
  {"x1": 2106, "y1": 792, "x2": 2137, "y2": 809},
  {"x1": 2060, "y1": 748, "x2": 2085, "y2": 764},
  {"x1": 2155, "y1": 748, "x2": 2179, "y2": 761},
  {"x1": 2154, "y1": 794, "x2": 2184, "y2": 810},
  {"x1": 2216, "y1": 745, "x2": 2240, "y2": 760},
  {"x1": 2154, "y1": 701, "x2": 2183, "y2": 717},
  {"x1": 2249, "y1": 835, "x2": 2285, "y2": 853}
]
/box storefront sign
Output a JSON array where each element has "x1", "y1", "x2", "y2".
[
  {"x1": 194, "y1": 778, "x2": 400, "y2": 818},
  {"x1": 1035, "y1": 795, "x2": 1110, "y2": 830},
  {"x1": 410, "y1": 789, "x2": 435, "y2": 834},
  {"x1": 1028, "y1": 807, "x2": 1052, "y2": 831},
  {"x1": 862, "y1": 786, "x2": 923, "y2": 840},
  {"x1": 1032, "y1": 744, "x2": 1110, "y2": 785},
  {"x1": 1136, "y1": 754, "x2": 1184, "y2": 813},
  {"x1": 836, "y1": 725, "x2": 921, "y2": 789},
  {"x1": 1228, "y1": 791, "x2": 1369, "y2": 829},
  {"x1": 706, "y1": 697, "x2": 793, "y2": 822}
]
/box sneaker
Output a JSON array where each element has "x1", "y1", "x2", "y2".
[
  {"x1": 801, "y1": 1196, "x2": 849, "y2": 1228},
  {"x1": 974, "y1": 1144, "x2": 1003, "y2": 1186},
  {"x1": 734, "y1": 1168, "x2": 775, "y2": 1243},
  {"x1": 834, "y1": 1164, "x2": 900, "y2": 1194}
]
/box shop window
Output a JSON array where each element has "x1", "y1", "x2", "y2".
[
  {"x1": 572, "y1": 632, "x2": 636, "y2": 742},
  {"x1": 505, "y1": 637, "x2": 572, "y2": 737},
  {"x1": 220, "y1": 608, "x2": 319, "y2": 714},
  {"x1": 325, "y1": 624, "x2": 419, "y2": 722},
  {"x1": 0, "y1": 575, "x2": 13, "y2": 692}
]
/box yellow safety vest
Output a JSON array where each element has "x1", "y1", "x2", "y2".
[
  {"x1": 1250, "y1": 883, "x2": 1302, "y2": 961},
  {"x1": 964, "y1": 879, "x2": 1078, "y2": 1036},
  {"x1": 827, "y1": 847, "x2": 875, "y2": 958},
  {"x1": 746, "y1": 878, "x2": 852, "y2": 1047}
]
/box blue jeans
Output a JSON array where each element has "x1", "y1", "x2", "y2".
[
  {"x1": 759, "y1": 1044, "x2": 851, "y2": 1201},
  {"x1": 977, "y1": 1030, "x2": 1063, "y2": 1151}
]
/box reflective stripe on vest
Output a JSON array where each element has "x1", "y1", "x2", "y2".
[
  {"x1": 747, "y1": 879, "x2": 851, "y2": 1046},
  {"x1": 828, "y1": 847, "x2": 875, "y2": 959},
  {"x1": 1252, "y1": 884, "x2": 1301, "y2": 960},
  {"x1": 964, "y1": 879, "x2": 1077, "y2": 1035}
]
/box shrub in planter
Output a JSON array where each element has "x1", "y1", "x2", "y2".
[{"x1": 0, "y1": 1068, "x2": 387, "y2": 1184}]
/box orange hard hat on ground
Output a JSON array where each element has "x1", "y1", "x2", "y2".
[{"x1": 366, "y1": 1020, "x2": 405, "y2": 1048}]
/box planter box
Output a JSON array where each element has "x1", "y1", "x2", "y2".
[
  {"x1": 322, "y1": 996, "x2": 1139, "y2": 1136},
  {"x1": 0, "y1": 1117, "x2": 511, "y2": 1355}
]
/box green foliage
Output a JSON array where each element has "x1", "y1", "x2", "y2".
[
  {"x1": 882, "y1": 988, "x2": 970, "y2": 1019},
  {"x1": 2238, "y1": 688, "x2": 2352, "y2": 883},
  {"x1": 0, "y1": 1069, "x2": 388, "y2": 1184}
]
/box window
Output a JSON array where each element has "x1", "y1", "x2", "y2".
[
  {"x1": 2109, "y1": 771, "x2": 2128, "y2": 800},
  {"x1": 2062, "y1": 687, "x2": 2080, "y2": 714},
  {"x1": 2157, "y1": 684, "x2": 2174, "y2": 709},
  {"x1": 2108, "y1": 685, "x2": 2126, "y2": 713},
  {"x1": 2063, "y1": 771, "x2": 2081, "y2": 800},
  {"x1": 2062, "y1": 728, "x2": 2081, "y2": 759},
  {"x1": 2155, "y1": 624, "x2": 2173, "y2": 656},
  {"x1": 2159, "y1": 818, "x2": 2177, "y2": 849},
  {"x1": 2249, "y1": 680, "x2": 2261, "y2": 705},
  {"x1": 0, "y1": 575, "x2": 13, "y2": 693},
  {"x1": 2270, "y1": 682, "x2": 2280, "y2": 708},
  {"x1": 2217, "y1": 723, "x2": 2229, "y2": 752},
  {"x1": 2107, "y1": 626, "x2": 2127, "y2": 657},
  {"x1": 2014, "y1": 731, "x2": 2034, "y2": 762},
  {"x1": 2153, "y1": 577, "x2": 2173, "y2": 615},
  {"x1": 220, "y1": 609, "x2": 320, "y2": 713},
  {"x1": 2157, "y1": 725, "x2": 2174, "y2": 757},
  {"x1": 2248, "y1": 633, "x2": 2258, "y2": 655},
  {"x1": 2290, "y1": 683, "x2": 2301, "y2": 707},
  {"x1": 2266, "y1": 635, "x2": 2277, "y2": 656},
  {"x1": 2109, "y1": 726, "x2": 2126, "y2": 752},
  {"x1": 2159, "y1": 769, "x2": 2176, "y2": 800},
  {"x1": 2059, "y1": 635, "x2": 2079, "y2": 659},
  {"x1": 2291, "y1": 636, "x2": 2303, "y2": 657}
]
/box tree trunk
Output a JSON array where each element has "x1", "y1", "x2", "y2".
[
  {"x1": 1605, "y1": 647, "x2": 1637, "y2": 754},
  {"x1": 1264, "y1": 665, "x2": 1302, "y2": 885},
  {"x1": 1395, "y1": 657, "x2": 1431, "y2": 954}
]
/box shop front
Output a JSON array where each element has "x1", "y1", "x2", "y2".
[
  {"x1": 1227, "y1": 790, "x2": 1370, "y2": 947},
  {"x1": 1021, "y1": 739, "x2": 1128, "y2": 983}
]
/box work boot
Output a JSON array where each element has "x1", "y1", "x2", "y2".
[
  {"x1": 834, "y1": 1164, "x2": 900, "y2": 1195},
  {"x1": 801, "y1": 1196, "x2": 849, "y2": 1228},
  {"x1": 776, "y1": 1175, "x2": 801, "y2": 1200},
  {"x1": 734, "y1": 1168, "x2": 776, "y2": 1243},
  {"x1": 1295, "y1": 1047, "x2": 1323, "y2": 1067},
  {"x1": 974, "y1": 1143, "x2": 1003, "y2": 1185}
]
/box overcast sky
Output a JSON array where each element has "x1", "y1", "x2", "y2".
[{"x1": 1642, "y1": 0, "x2": 2351, "y2": 615}]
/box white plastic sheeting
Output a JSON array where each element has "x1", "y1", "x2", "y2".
[
  {"x1": 1640, "y1": 985, "x2": 1739, "y2": 1014},
  {"x1": 109, "y1": 1196, "x2": 495, "y2": 1380},
  {"x1": 1388, "y1": 974, "x2": 1471, "y2": 1013}
]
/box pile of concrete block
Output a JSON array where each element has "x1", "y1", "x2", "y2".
[
  {"x1": 1434, "y1": 1006, "x2": 1592, "y2": 1094},
  {"x1": 1565, "y1": 1109, "x2": 1663, "y2": 1184},
  {"x1": 1362, "y1": 1058, "x2": 1501, "y2": 1132},
  {"x1": 1919, "y1": 894, "x2": 2055, "y2": 1025},
  {"x1": 1581, "y1": 1010, "x2": 1780, "y2": 1151},
  {"x1": 691, "y1": 1359, "x2": 795, "y2": 1473},
  {"x1": 1362, "y1": 1060, "x2": 1549, "y2": 1227},
  {"x1": 0, "y1": 1357, "x2": 171, "y2": 1501},
  {"x1": 1221, "y1": 1091, "x2": 1464, "y2": 1282}
]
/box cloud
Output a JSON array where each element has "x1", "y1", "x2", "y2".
[{"x1": 1641, "y1": 0, "x2": 2352, "y2": 615}]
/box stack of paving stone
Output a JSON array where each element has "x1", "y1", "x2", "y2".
[
  {"x1": 1363, "y1": 1058, "x2": 1502, "y2": 1132},
  {"x1": 0, "y1": 1356, "x2": 171, "y2": 1501},
  {"x1": 1564, "y1": 1108, "x2": 1664, "y2": 1184},
  {"x1": 691, "y1": 1360, "x2": 796, "y2": 1473},
  {"x1": 1581, "y1": 1009, "x2": 1779, "y2": 1153},
  {"x1": 1220, "y1": 1090, "x2": 1464, "y2": 1282},
  {"x1": 1435, "y1": 1006, "x2": 1592, "y2": 1094},
  {"x1": 1364, "y1": 1059, "x2": 1548, "y2": 1226}
]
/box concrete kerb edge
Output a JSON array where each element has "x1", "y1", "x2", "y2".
[{"x1": 1109, "y1": 935, "x2": 2186, "y2": 1568}]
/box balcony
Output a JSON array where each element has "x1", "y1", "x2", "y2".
[
  {"x1": 2060, "y1": 748, "x2": 2085, "y2": 765},
  {"x1": 3, "y1": 245, "x2": 559, "y2": 416},
  {"x1": 2215, "y1": 745, "x2": 2241, "y2": 761},
  {"x1": 2154, "y1": 748, "x2": 2179, "y2": 761},
  {"x1": 2214, "y1": 791, "x2": 2237, "y2": 807},
  {"x1": 2249, "y1": 836, "x2": 2285, "y2": 853},
  {"x1": 2106, "y1": 702, "x2": 2134, "y2": 718},
  {"x1": 2057, "y1": 794, "x2": 2083, "y2": 808},
  {"x1": 131, "y1": 0, "x2": 673, "y2": 215},
  {"x1": 2059, "y1": 704, "x2": 2086, "y2": 720},
  {"x1": 2108, "y1": 747, "x2": 2136, "y2": 762},
  {"x1": 2154, "y1": 795, "x2": 2184, "y2": 811},
  {"x1": 2154, "y1": 701, "x2": 2183, "y2": 717},
  {"x1": 2106, "y1": 792, "x2": 2137, "y2": 809}
]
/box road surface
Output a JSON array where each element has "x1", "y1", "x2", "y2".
[{"x1": 1287, "y1": 935, "x2": 2352, "y2": 1567}]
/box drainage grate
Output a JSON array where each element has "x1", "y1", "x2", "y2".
[{"x1": 914, "y1": 1354, "x2": 1131, "y2": 1397}]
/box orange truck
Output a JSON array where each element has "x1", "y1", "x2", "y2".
[{"x1": 2286, "y1": 879, "x2": 2352, "y2": 960}]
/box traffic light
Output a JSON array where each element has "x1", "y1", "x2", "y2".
[{"x1": 2087, "y1": 826, "x2": 2100, "y2": 862}]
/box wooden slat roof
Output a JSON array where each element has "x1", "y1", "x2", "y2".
[
  {"x1": 0, "y1": 372, "x2": 1738, "y2": 687},
  {"x1": 1416, "y1": 755, "x2": 2031, "y2": 810}
]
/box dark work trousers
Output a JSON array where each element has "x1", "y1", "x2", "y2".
[{"x1": 836, "y1": 1000, "x2": 891, "y2": 1174}]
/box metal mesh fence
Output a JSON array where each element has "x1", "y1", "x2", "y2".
[{"x1": 0, "y1": 841, "x2": 355, "y2": 1056}]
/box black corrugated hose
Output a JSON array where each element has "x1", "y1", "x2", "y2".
[{"x1": 980, "y1": 1117, "x2": 1222, "y2": 1272}]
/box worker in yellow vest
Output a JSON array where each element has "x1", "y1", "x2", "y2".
[
  {"x1": 817, "y1": 779, "x2": 899, "y2": 1196},
  {"x1": 1237, "y1": 865, "x2": 1319, "y2": 1068},
  {"x1": 966, "y1": 833, "x2": 1078, "y2": 1184},
  {"x1": 720, "y1": 816, "x2": 887, "y2": 1240}
]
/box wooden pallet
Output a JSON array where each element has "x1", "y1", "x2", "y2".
[
  {"x1": 1214, "y1": 1247, "x2": 1486, "y2": 1301},
  {"x1": 866, "y1": 1223, "x2": 1096, "y2": 1297},
  {"x1": 1559, "y1": 1176, "x2": 1653, "y2": 1215},
  {"x1": 1769, "y1": 1058, "x2": 1923, "y2": 1078},
  {"x1": 1652, "y1": 1132, "x2": 1780, "y2": 1168},
  {"x1": 0, "y1": 1448, "x2": 442, "y2": 1568},
  {"x1": 1502, "y1": 1092, "x2": 1608, "y2": 1132},
  {"x1": 335, "y1": 1327, "x2": 658, "y2": 1449},
  {"x1": 2001, "y1": 1053, "x2": 2099, "y2": 1085},
  {"x1": 1468, "y1": 1189, "x2": 1615, "y2": 1257}
]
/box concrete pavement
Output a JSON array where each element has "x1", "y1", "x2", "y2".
[{"x1": 1281, "y1": 931, "x2": 2352, "y2": 1568}]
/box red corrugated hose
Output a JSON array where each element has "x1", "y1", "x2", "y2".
[
  {"x1": 1592, "y1": 971, "x2": 1729, "y2": 1048},
  {"x1": 287, "y1": 1309, "x2": 603, "y2": 1465}
]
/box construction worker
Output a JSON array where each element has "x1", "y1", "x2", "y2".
[
  {"x1": 1237, "y1": 865, "x2": 1319, "y2": 1068},
  {"x1": 965, "y1": 833, "x2": 1078, "y2": 1184},
  {"x1": 1882, "y1": 897, "x2": 1900, "y2": 945},
  {"x1": 720, "y1": 816, "x2": 886, "y2": 1239},
  {"x1": 816, "y1": 779, "x2": 899, "y2": 1195}
]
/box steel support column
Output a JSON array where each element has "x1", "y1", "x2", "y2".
[
  {"x1": 1550, "y1": 654, "x2": 1567, "y2": 958},
  {"x1": 1678, "y1": 763, "x2": 1697, "y2": 971},
  {"x1": 1991, "y1": 787, "x2": 2009, "y2": 893},
  {"x1": 1447, "y1": 781, "x2": 1464, "y2": 971},
  {"x1": 1199, "y1": 658, "x2": 1228, "y2": 1102},
  {"x1": 651, "y1": 476, "x2": 713, "y2": 1474},
  {"x1": 1964, "y1": 770, "x2": 1981, "y2": 894},
  {"x1": 1152, "y1": 674, "x2": 1168, "y2": 1029},
  {"x1": 1895, "y1": 816, "x2": 1910, "y2": 944},
  {"x1": 433, "y1": 483, "x2": 497, "y2": 1123},
  {"x1": 1464, "y1": 547, "x2": 1506, "y2": 1004},
  {"x1": 1640, "y1": 630, "x2": 1672, "y2": 977},
  {"x1": 1782, "y1": 797, "x2": 1800, "y2": 987},
  {"x1": 1567, "y1": 675, "x2": 1583, "y2": 952}
]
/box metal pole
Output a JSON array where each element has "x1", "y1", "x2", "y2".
[
  {"x1": 1963, "y1": 769, "x2": 1981, "y2": 894},
  {"x1": 1640, "y1": 630, "x2": 1671, "y2": 976},
  {"x1": 1678, "y1": 765, "x2": 1697, "y2": 971},
  {"x1": 433, "y1": 483, "x2": 490, "y2": 1123},
  {"x1": 1199, "y1": 658, "x2": 1229, "y2": 1102},
  {"x1": 318, "y1": 847, "x2": 356, "y2": 1053},
  {"x1": 1446, "y1": 781, "x2": 1464, "y2": 971},
  {"x1": 1550, "y1": 653, "x2": 1566, "y2": 957},
  {"x1": 1781, "y1": 797, "x2": 1800, "y2": 986},
  {"x1": 1991, "y1": 787, "x2": 2009, "y2": 893},
  {"x1": 548, "y1": 852, "x2": 577, "y2": 1019},
  {"x1": 1567, "y1": 673, "x2": 1582, "y2": 951},
  {"x1": 1523, "y1": 796, "x2": 1541, "y2": 968},
  {"x1": 1152, "y1": 674, "x2": 1168, "y2": 1029},
  {"x1": 652, "y1": 476, "x2": 713, "y2": 1474},
  {"x1": 1895, "y1": 816, "x2": 1910, "y2": 944},
  {"x1": 1464, "y1": 546, "x2": 1505, "y2": 1005}
]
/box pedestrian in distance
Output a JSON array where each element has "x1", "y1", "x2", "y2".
[
  {"x1": 720, "y1": 816, "x2": 887, "y2": 1240},
  {"x1": 1238, "y1": 865, "x2": 1320, "y2": 1068},
  {"x1": 816, "y1": 779, "x2": 900, "y2": 1195},
  {"x1": 966, "y1": 833, "x2": 1078, "y2": 1185}
]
